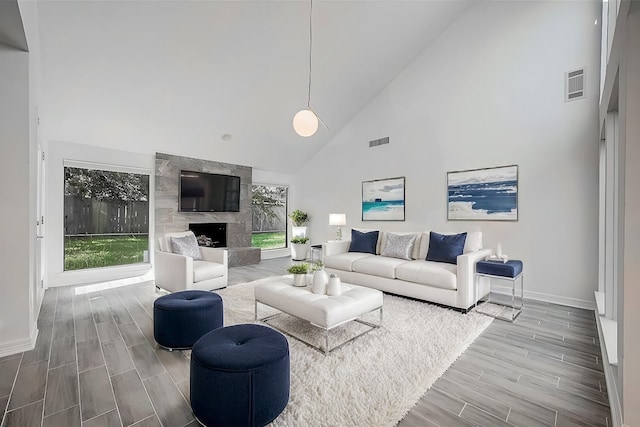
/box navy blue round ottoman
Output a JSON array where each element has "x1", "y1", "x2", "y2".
[
  {"x1": 153, "y1": 290, "x2": 223, "y2": 350},
  {"x1": 190, "y1": 324, "x2": 290, "y2": 427}
]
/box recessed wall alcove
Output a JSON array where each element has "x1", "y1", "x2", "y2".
[{"x1": 154, "y1": 152, "x2": 260, "y2": 266}]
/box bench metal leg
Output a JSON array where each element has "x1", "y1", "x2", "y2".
[{"x1": 255, "y1": 300, "x2": 382, "y2": 355}]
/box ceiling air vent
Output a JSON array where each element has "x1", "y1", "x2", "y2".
[
  {"x1": 565, "y1": 68, "x2": 585, "y2": 102},
  {"x1": 369, "y1": 137, "x2": 390, "y2": 148}
]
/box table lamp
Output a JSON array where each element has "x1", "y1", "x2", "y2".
[{"x1": 329, "y1": 213, "x2": 347, "y2": 241}]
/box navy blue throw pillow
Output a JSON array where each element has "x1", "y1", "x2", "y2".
[
  {"x1": 426, "y1": 232, "x2": 467, "y2": 264},
  {"x1": 348, "y1": 230, "x2": 379, "y2": 254}
]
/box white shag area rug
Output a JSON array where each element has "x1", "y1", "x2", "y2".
[{"x1": 214, "y1": 276, "x2": 493, "y2": 427}]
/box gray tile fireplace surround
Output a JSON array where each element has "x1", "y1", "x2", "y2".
[{"x1": 155, "y1": 152, "x2": 260, "y2": 267}]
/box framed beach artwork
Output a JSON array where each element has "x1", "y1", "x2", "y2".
[
  {"x1": 362, "y1": 177, "x2": 405, "y2": 221},
  {"x1": 447, "y1": 165, "x2": 518, "y2": 221}
]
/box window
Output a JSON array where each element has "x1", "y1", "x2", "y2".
[
  {"x1": 64, "y1": 165, "x2": 149, "y2": 271},
  {"x1": 600, "y1": 112, "x2": 620, "y2": 321},
  {"x1": 251, "y1": 184, "x2": 288, "y2": 250}
]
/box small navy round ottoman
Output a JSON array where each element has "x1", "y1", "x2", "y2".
[
  {"x1": 190, "y1": 324, "x2": 290, "y2": 427},
  {"x1": 153, "y1": 290, "x2": 223, "y2": 350}
]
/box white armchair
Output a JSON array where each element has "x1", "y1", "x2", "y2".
[{"x1": 155, "y1": 231, "x2": 228, "y2": 292}]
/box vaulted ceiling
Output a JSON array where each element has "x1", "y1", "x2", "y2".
[{"x1": 35, "y1": 1, "x2": 471, "y2": 173}]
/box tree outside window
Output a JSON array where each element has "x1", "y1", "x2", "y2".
[
  {"x1": 64, "y1": 166, "x2": 149, "y2": 271},
  {"x1": 251, "y1": 185, "x2": 287, "y2": 250}
]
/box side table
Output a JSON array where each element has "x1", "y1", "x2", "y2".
[
  {"x1": 474, "y1": 260, "x2": 523, "y2": 322},
  {"x1": 310, "y1": 244, "x2": 323, "y2": 264}
]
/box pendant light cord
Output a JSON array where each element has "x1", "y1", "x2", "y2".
[
  {"x1": 306, "y1": 0, "x2": 328, "y2": 129},
  {"x1": 307, "y1": 0, "x2": 313, "y2": 109}
]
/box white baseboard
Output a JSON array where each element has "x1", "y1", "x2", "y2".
[
  {"x1": 0, "y1": 324, "x2": 38, "y2": 359},
  {"x1": 49, "y1": 263, "x2": 152, "y2": 287},
  {"x1": 491, "y1": 284, "x2": 596, "y2": 310},
  {"x1": 260, "y1": 248, "x2": 290, "y2": 260}
]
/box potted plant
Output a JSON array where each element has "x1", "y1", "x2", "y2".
[
  {"x1": 289, "y1": 210, "x2": 310, "y2": 227},
  {"x1": 290, "y1": 236, "x2": 310, "y2": 261},
  {"x1": 310, "y1": 261, "x2": 324, "y2": 272},
  {"x1": 287, "y1": 263, "x2": 309, "y2": 287},
  {"x1": 289, "y1": 210, "x2": 310, "y2": 241}
]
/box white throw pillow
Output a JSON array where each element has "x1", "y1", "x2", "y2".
[
  {"x1": 380, "y1": 233, "x2": 418, "y2": 261},
  {"x1": 170, "y1": 234, "x2": 202, "y2": 260}
]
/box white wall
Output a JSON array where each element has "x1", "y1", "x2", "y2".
[
  {"x1": 46, "y1": 141, "x2": 154, "y2": 287},
  {"x1": 19, "y1": 0, "x2": 46, "y2": 353},
  {"x1": 622, "y1": 8, "x2": 640, "y2": 426},
  {"x1": 295, "y1": 1, "x2": 601, "y2": 307},
  {"x1": 0, "y1": 44, "x2": 37, "y2": 355}
]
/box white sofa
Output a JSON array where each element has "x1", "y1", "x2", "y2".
[
  {"x1": 155, "y1": 231, "x2": 228, "y2": 292},
  {"x1": 323, "y1": 231, "x2": 491, "y2": 311}
]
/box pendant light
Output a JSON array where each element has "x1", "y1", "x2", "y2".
[{"x1": 293, "y1": 0, "x2": 326, "y2": 137}]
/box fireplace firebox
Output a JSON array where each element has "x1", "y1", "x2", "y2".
[{"x1": 189, "y1": 223, "x2": 227, "y2": 248}]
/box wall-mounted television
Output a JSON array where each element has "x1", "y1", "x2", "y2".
[{"x1": 179, "y1": 170, "x2": 241, "y2": 212}]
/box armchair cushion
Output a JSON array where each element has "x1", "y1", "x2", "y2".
[
  {"x1": 193, "y1": 260, "x2": 227, "y2": 282},
  {"x1": 170, "y1": 234, "x2": 202, "y2": 260}
]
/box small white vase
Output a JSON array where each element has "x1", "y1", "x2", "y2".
[
  {"x1": 293, "y1": 273, "x2": 307, "y2": 287},
  {"x1": 312, "y1": 269, "x2": 329, "y2": 294},
  {"x1": 327, "y1": 274, "x2": 342, "y2": 296}
]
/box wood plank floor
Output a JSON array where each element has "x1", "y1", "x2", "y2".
[
  {"x1": 0, "y1": 257, "x2": 609, "y2": 426},
  {"x1": 400, "y1": 295, "x2": 610, "y2": 427}
]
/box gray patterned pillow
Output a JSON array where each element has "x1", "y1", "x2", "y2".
[
  {"x1": 380, "y1": 233, "x2": 418, "y2": 260},
  {"x1": 170, "y1": 234, "x2": 202, "y2": 260}
]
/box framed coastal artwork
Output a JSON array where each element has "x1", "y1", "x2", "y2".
[
  {"x1": 447, "y1": 165, "x2": 518, "y2": 221},
  {"x1": 362, "y1": 177, "x2": 405, "y2": 221}
]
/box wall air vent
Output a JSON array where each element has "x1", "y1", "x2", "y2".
[
  {"x1": 565, "y1": 68, "x2": 585, "y2": 102},
  {"x1": 369, "y1": 137, "x2": 390, "y2": 148}
]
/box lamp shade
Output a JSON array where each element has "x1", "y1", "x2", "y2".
[
  {"x1": 293, "y1": 109, "x2": 319, "y2": 137},
  {"x1": 329, "y1": 213, "x2": 346, "y2": 226}
]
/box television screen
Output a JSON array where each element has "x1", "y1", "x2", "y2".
[{"x1": 179, "y1": 170, "x2": 241, "y2": 212}]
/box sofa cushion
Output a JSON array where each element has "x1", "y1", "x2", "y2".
[
  {"x1": 170, "y1": 234, "x2": 203, "y2": 260},
  {"x1": 349, "y1": 229, "x2": 379, "y2": 254},
  {"x1": 352, "y1": 228, "x2": 384, "y2": 254},
  {"x1": 352, "y1": 256, "x2": 408, "y2": 279},
  {"x1": 380, "y1": 233, "x2": 418, "y2": 260},
  {"x1": 395, "y1": 261, "x2": 458, "y2": 290},
  {"x1": 380, "y1": 232, "x2": 421, "y2": 260},
  {"x1": 418, "y1": 231, "x2": 482, "y2": 259},
  {"x1": 426, "y1": 232, "x2": 467, "y2": 264},
  {"x1": 463, "y1": 231, "x2": 482, "y2": 253},
  {"x1": 324, "y1": 253, "x2": 372, "y2": 271},
  {"x1": 193, "y1": 260, "x2": 226, "y2": 282}
]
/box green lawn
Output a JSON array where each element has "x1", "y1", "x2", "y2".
[
  {"x1": 64, "y1": 234, "x2": 149, "y2": 271},
  {"x1": 252, "y1": 231, "x2": 286, "y2": 250}
]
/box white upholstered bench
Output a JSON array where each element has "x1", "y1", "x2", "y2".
[{"x1": 254, "y1": 278, "x2": 383, "y2": 354}]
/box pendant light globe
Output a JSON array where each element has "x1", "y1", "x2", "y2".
[{"x1": 293, "y1": 109, "x2": 319, "y2": 137}]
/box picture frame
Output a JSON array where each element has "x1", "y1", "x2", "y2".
[
  {"x1": 362, "y1": 177, "x2": 405, "y2": 221},
  {"x1": 447, "y1": 165, "x2": 518, "y2": 221}
]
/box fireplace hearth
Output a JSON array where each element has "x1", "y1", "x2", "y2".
[{"x1": 189, "y1": 223, "x2": 227, "y2": 248}]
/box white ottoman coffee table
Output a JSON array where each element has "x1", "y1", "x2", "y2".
[{"x1": 254, "y1": 277, "x2": 383, "y2": 354}]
